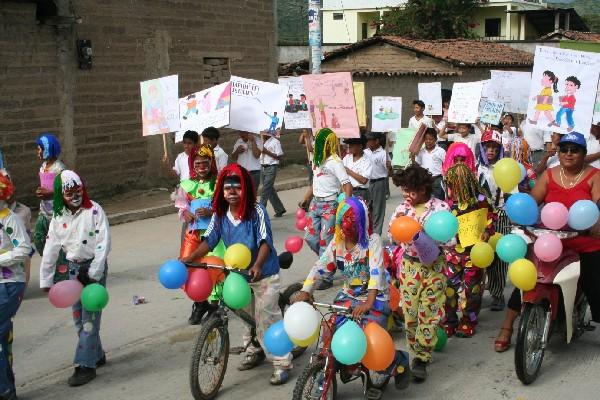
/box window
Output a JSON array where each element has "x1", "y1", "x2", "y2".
[
  {"x1": 362, "y1": 22, "x2": 368, "y2": 39},
  {"x1": 485, "y1": 18, "x2": 501, "y2": 38},
  {"x1": 333, "y1": 12, "x2": 344, "y2": 20}
]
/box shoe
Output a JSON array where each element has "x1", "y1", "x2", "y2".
[
  {"x1": 67, "y1": 366, "x2": 97, "y2": 387},
  {"x1": 490, "y1": 296, "x2": 505, "y2": 312},
  {"x1": 316, "y1": 280, "x2": 333, "y2": 291},
  {"x1": 238, "y1": 351, "x2": 266, "y2": 371},
  {"x1": 443, "y1": 324, "x2": 456, "y2": 337},
  {"x1": 494, "y1": 327, "x2": 513, "y2": 353},
  {"x1": 96, "y1": 354, "x2": 106, "y2": 368},
  {"x1": 411, "y1": 358, "x2": 428, "y2": 382},
  {"x1": 274, "y1": 209, "x2": 287, "y2": 218},
  {"x1": 365, "y1": 387, "x2": 383, "y2": 400},
  {"x1": 269, "y1": 368, "x2": 290, "y2": 385},
  {"x1": 188, "y1": 302, "x2": 208, "y2": 325},
  {"x1": 394, "y1": 364, "x2": 410, "y2": 390},
  {"x1": 455, "y1": 320, "x2": 476, "y2": 338}
]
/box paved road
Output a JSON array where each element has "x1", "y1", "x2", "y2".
[{"x1": 13, "y1": 187, "x2": 600, "y2": 400}]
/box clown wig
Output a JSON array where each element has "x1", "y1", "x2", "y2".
[
  {"x1": 313, "y1": 128, "x2": 339, "y2": 167},
  {"x1": 0, "y1": 174, "x2": 14, "y2": 202},
  {"x1": 442, "y1": 142, "x2": 477, "y2": 175},
  {"x1": 36, "y1": 133, "x2": 62, "y2": 160},
  {"x1": 212, "y1": 164, "x2": 255, "y2": 220},
  {"x1": 445, "y1": 163, "x2": 482, "y2": 208},
  {"x1": 53, "y1": 170, "x2": 93, "y2": 216},
  {"x1": 188, "y1": 144, "x2": 218, "y2": 183},
  {"x1": 335, "y1": 196, "x2": 370, "y2": 250},
  {"x1": 511, "y1": 137, "x2": 533, "y2": 168}
]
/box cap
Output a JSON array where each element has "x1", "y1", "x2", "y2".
[
  {"x1": 481, "y1": 129, "x2": 502, "y2": 145},
  {"x1": 559, "y1": 131, "x2": 587, "y2": 150}
]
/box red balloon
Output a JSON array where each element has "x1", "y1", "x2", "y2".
[
  {"x1": 296, "y1": 217, "x2": 308, "y2": 231},
  {"x1": 296, "y1": 208, "x2": 307, "y2": 219},
  {"x1": 285, "y1": 236, "x2": 304, "y2": 254},
  {"x1": 184, "y1": 268, "x2": 213, "y2": 302}
]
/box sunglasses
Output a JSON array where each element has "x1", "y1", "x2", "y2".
[{"x1": 559, "y1": 145, "x2": 582, "y2": 154}]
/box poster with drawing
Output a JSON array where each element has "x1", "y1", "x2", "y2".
[
  {"x1": 228, "y1": 76, "x2": 287, "y2": 135},
  {"x1": 175, "y1": 82, "x2": 231, "y2": 143},
  {"x1": 526, "y1": 46, "x2": 600, "y2": 136},
  {"x1": 418, "y1": 82, "x2": 442, "y2": 115},
  {"x1": 278, "y1": 76, "x2": 311, "y2": 129},
  {"x1": 353, "y1": 82, "x2": 367, "y2": 127},
  {"x1": 488, "y1": 70, "x2": 531, "y2": 114},
  {"x1": 478, "y1": 79, "x2": 493, "y2": 115},
  {"x1": 392, "y1": 128, "x2": 417, "y2": 167},
  {"x1": 593, "y1": 81, "x2": 600, "y2": 125},
  {"x1": 372, "y1": 96, "x2": 402, "y2": 132},
  {"x1": 479, "y1": 100, "x2": 504, "y2": 125},
  {"x1": 448, "y1": 81, "x2": 483, "y2": 123},
  {"x1": 302, "y1": 72, "x2": 360, "y2": 138},
  {"x1": 140, "y1": 75, "x2": 179, "y2": 136}
]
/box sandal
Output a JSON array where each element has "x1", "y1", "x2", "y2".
[{"x1": 494, "y1": 327, "x2": 513, "y2": 353}]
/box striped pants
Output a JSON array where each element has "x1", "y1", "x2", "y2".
[{"x1": 487, "y1": 210, "x2": 511, "y2": 298}]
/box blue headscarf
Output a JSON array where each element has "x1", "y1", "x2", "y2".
[{"x1": 36, "y1": 133, "x2": 62, "y2": 160}]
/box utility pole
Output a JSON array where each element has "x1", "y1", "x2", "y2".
[{"x1": 308, "y1": 0, "x2": 322, "y2": 74}]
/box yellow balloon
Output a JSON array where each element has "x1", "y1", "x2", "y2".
[
  {"x1": 493, "y1": 158, "x2": 521, "y2": 193},
  {"x1": 508, "y1": 259, "x2": 538, "y2": 291},
  {"x1": 291, "y1": 326, "x2": 319, "y2": 347},
  {"x1": 488, "y1": 232, "x2": 503, "y2": 251},
  {"x1": 470, "y1": 242, "x2": 494, "y2": 268},
  {"x1": 223, "y1": 243, "x2": 252, "y2": 269}
]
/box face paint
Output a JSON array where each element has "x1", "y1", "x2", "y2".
[{"x1": 68, "y1": 193, "x2": 83, "y2": 207}]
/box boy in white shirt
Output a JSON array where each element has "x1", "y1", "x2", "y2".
[
  {"x1": 413, "y1": 128, "x2": 446, "y2": 200},
  {"x1": 500, "y1": 114, "x2": 517, "y2": 157},
  {"x1": 260, "y1": 132, "x2": 286, "y2": 217},
  {"x1": 439, "y1": 123, "x2": 481, "y2": 157},
  {"x1": 408, "y1": 100, "x2": 434, "y2": 130},
  {"x1": 364, "y1": 131, "x2": 390, "y2": 235},
  {"x1": 585, "y1": 122, "x2": 600, "y2": 169},
  {"x1": 172, "y1": 130, "x2": 199, "y2": 181},
  {"x1": 342, "y1": 135, "x2": 372, "y2": 203},
  {"x1": 201, "y1": 127, "x2": 228, "y2": 173},
  {"x1": 232, "y1": 132, "x2": 263, "y2": 192}
]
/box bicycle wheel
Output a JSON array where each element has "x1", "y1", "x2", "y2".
[
  {"x1": 515, "y1": 303, "x2": 547, "y2": 385},
  {"x1": 293, "y1": 359, "x2": 337, "y2": 400},
  {"x1": 190, "y1": 316, "x2": 230, "y2": 400}
]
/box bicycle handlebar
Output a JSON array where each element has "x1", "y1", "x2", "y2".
[{"x1": 312, "y1": 302, "x2": 352, "y2": 314}]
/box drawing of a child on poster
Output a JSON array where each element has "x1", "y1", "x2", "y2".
[
  {"x1": 528, "y1": 70, "x2": 558, "y2": 126},
  {"x1": 551, "y1": 76, "x2": 580, "y2": 132}
]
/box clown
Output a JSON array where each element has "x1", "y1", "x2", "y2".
[
  {"x1": 39, "y1": 170, "x2": 111, "y2": 387},
  {"x1": 510, "y1": 136, "x2": 537, "y2": 193}
]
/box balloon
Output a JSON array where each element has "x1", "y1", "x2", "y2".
[
  {"x1": 434, "y1": 327, "x2": 447, "y2": 352},
  {"x1": 508, "y1": 259, "x2": 538, "y2": 291},
  {"x1": 296, "y1": 208, "x2": 306, "y2": 219},
  {"x1": 505, "y1": 193, "x2": 539, "y2": 226},
  {"x1": 285, "y1": 236, "x2": 304, "y2": 254},
  {"x1": 568, "y1": 200, "x2": 600, "y2": 231},
  {"x1": 361, "y1": 322, "x2": 395, "y2": 371},
  {"x1": 518, "y1": 163, "x2": 527, "y2": 182},
  {"x1": 488, "y1": 232, "x2": 503, "y2": 251},
  {"x1": 331, "y1": 320, "x2": 367, "y2": 365},
  {"x1": 413, "y1": 232, "x2": 440, "y2": 265},
  {"x1": 295, "y1": 217, "x2": 308, "y2": 231},
  {"x1": 264, "y1": 321, "x2": 294, "y2": 357},
  {"x1": 49, "y1": 279, "x2": 83, "y2": 308},
  {"x1": 222, "y1": 273, "x2": 251, "y2": 309},
  {"x1": 283, "y1": 302, "x2": 320, "y2": 341},
  {"x1": 390, "y1": 216, "x2": 422, "y2": 243},
  {"x1": 470, "y1": 242, "x2": 494, "y2": 268},
  {"x1": 541, "y1": 202, "x2": 569, "y2": 230},
  {"x1": 224, "y1": 243, "x2": 252, "y2": 269},
  {"x1": 184, "y1": 268, "x2": 213, "y2": 302},
  {"x1": 291, "y1": 326, "x2": 320, "y2": 347},
  {"x1": 80, "y1": 283, "x2": 109, "y2": 312},
  {"x1": 424, "y1": 210, "x2": 458, "y2": 243},
  {"x1": 533, "y1": 233, "x2": 563, "y2": 262},
  {"x1": 493, "y1": 158, "x2": 521, "y2": 193},
  {"x1": 496, "y1": 234, "x2": 528, "y2": 263},
  {"x1": 158, "y1": 260, "x2": 188, "y2": 289}
]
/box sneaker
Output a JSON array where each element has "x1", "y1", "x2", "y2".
[
  {"x1": 316, "y1": 280, "x2": 333, "y2": 291},
  {"x1": 67, "y1": 366, "x2": 97, "y2": 387},
  {"x1": 274, "y1": 209, "x2": 287, "y2": 218},
  {"x1": 188, "y1": 302, "x2": 208, "y2": 325},
  {"x1": 238, "y1": 351, "x2": 266, "y2": 371},
  {"x1": 269, "y1": 368, "x2": 290, "y2": 385},
  {"x1": 490, "y1": 296, "x2": 505, "y2": 312},
  {"x1": 411, "y1": 359, "x2": 428, "y2": 382},
  {"x1": 96, "y1": 354, "x2": 106, "y2": 368},
  {"x1": 365, "y1": 387, "x2": 383, "y2": 400},
  {"x1": 394, "y1": 364, "x2": 410, "y2": 390}
]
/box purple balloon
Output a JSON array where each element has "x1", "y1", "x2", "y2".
[{"x1": 413, "y1": 232, "x2": 440, "y2": 265}]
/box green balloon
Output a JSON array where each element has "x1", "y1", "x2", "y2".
[
  {"x1": 80, "y1": 283, "x2": 109, "y2": 312},
  {"x1": 434, "y1": 326, "x2": 447, "y2": 352},
  {"x1": 222, "y1": 273, "x2": 251, "y2": 310},
  {"x1": 209, "y1": 240, "x2": 226, "y2": 259}
]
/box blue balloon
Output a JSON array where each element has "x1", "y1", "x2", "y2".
[
  {"x1": 518, "y1": 163, "x2": 526, "y2": 182},
  {"x1": 496, "y1": 234, "x2": 528, "y2": 264},
  {"x1": 264, "y1": 320, "x2": 294, "y2": 357},
  {"x1": 424, "y1": 210, "x2": 459, "y2": 242},
  {"x1": 505, "y1": 193, "x2": 539, "y2": 226},
  {"x1": 568, "y1": 200, "x2": 600, "y2": 231},
  {"x1": 158, "y1": 260, "x2": 188, "y2": 289},
  {"x1": 331, "y1": 320, "x2": 367, "y2": 365}
]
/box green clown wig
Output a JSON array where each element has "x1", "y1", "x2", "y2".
[
  {"x1": 313, "y1": 128, "x2": 339, "y2": 167},
  {"x1": 53, "y1": 170, "x2": 93, "y2": 217}
]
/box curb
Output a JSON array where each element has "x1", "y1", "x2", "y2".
[{"x1": 107, "y1": 177, "x2": 310, "y2": 226}]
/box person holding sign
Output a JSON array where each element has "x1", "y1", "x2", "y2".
[
  {"x1": 342, "y1": 135, "x2": 372, "y2": 203},
  {"x1": 439, "y1": 123, "x2": 481, "y2": 158},
  {"x1": 408, "y1": 100, "x2": 433, "y2": 130},
  {"x1": 365, "y1": 131, "x2": 391, "y2": 236},
  {"x1": 232, "y1": 132, "x2": 263, "y2": 193},
  {"x1": 201, "y1": 127, "x2": 228, "y2": 173},
  {"x1": 412, "y1": 128, "x2": 446, "y2": 201},
  {"x1": 260, "y1": 131, "x2": 286, "y2": 218}
]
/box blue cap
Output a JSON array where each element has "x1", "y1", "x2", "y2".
[{"x1": 559, "y1": 132, "x2": 587, "y2": 150}]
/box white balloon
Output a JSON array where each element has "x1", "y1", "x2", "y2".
[{"x1": 283, "y1": 302, "x2": 320, "y2": 341}]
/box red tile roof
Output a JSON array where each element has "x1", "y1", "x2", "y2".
[{"x1": 540, "y1": 30, "x2": 600, "y2": 43}]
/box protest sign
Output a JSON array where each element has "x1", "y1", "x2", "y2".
[
  {"x1": 489, "y1": 70, "x2": 532, "y2": 114},
  {"x1": 302, "y1": 72, "x2": 360, "y2": 138},
  {"x1": 526, "y1": 46, "x2": 600, "y2": 136},
  {"x1": 278, "y1": 76, "x2": 312, "y2": 130},
  {"x1": 392, "y1": 128, "x2": 417, "y2": 167},
  {"x1": 176, "y1": 82, "x2": 231, "y2": 143},
  {"x1": 140, "y1": 75, "x2": 179, "y2": 136},
  {"x1": 353, "y1": 82, "x2": 367, "y2": 127},
  {"x1": 594, "y1": 82, "x2": 600, "y2": 125},
  {"x1": 418, "y1": 82, "x2": 442, "y2": 115},
  {"x1": 372, "y1": 96, "x2": 402, "y2": 132},
  {"x1": 457, "y1": 208, "x2": 488, "y2": 248},
  {"x1": 480, "y1": 100, "x2": 504, "y2": 125},
  {"x1": 228, "y1": 76, "x2": 287, "y2": 135},
  {"x1": 448, "y1": 81, "x2": 483, "y2": 123},
  {"x1": 189, "y1": 199, "x2": 212, "y2": 231}
]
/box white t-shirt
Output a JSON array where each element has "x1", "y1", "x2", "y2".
[
  {"x1": 408, "y1": 115, "x2": 433, "y2": 130},
  {"x1": 416, "y1": 146, "x2": 446, "y2": 177},
  {"x1": 233, "y1": 137, "x2": 263, "y2": 172},
  {"x1": 261, "y1": 137, "x2": 283, "y2": 166},
  {"x1": 446, "y1": 133, "x2": 481, "y2": 156},
  {"x1": 586, "y1": 137, "x2": 600, "y2": 169},
  {"x1": 520, "y1": 121, "x2": 545, "y2": 151},
  {"x1": 313, "y1": 157, "x2": 350, "y2": 198},
  {"x1": 342, "y1": 153, "x2": 372, "y2": 189},
  {"x1": 173, "y1": 152, "x2": 190, "y2": 181},
  {"x1": 214, "y1": 145, "x2": 228, "y2": 172},
  {"x1": 501, "y1": 127, "x2": 517, "y2": 154},
  {"x1": 364, "y1": 147, "x2": 389, "y2": 179}
]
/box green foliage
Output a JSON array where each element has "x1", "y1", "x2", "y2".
[{"x1": 378, "y1": 0, "x2": 480, "y2": 39}]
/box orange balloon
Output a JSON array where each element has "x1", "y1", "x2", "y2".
[
  {"x1": 361, "y1": 322, "x2": 396, "y2": 371},
  {"x1": 390, "y1": 216, "x2": 422, "y2": 244},
  {"x1": 389, "y1": 284, "x2": 400, "y2": 312},
  {"x1": 201, "y1": 256, "x2": 226, "y2": 285}
]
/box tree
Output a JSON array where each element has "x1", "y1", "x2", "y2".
[{"x1": 377, "y1": 0, "x2": 480, "y2": 39}]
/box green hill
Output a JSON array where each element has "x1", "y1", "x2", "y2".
[{"x1": 547, "y1": 0, "x2": 600, "y2": 32}]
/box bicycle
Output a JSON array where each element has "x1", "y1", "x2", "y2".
[{"x1": 187, "y1": 261, "x2": 305, "y2": 400}]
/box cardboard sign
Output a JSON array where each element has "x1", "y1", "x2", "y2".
[
  {"x1": 480, "y1": 100, "x2": 504, "y2": 125},
  {"x1": 278, "y1": 76, "x2": 312, "y2": 129},
  {"x1": 448, "y1": 81, "x2": 483, "y2": 124},
  {"x1": 189, "y1": 199, "x2": 212, "y2": 231},
  {"x1": 418, "y1": 82, "x2": 442, "y2": 115},
  {"x1": 353, "y1": 82, "x2": 367, "y2": 127},
  {"x1": 392, "y1": 128, "x2": 417, "y2": 167},
  {"x1": 489, "y1": 70, "x2": 532, "y2": 114},
  {"x1": 457, "y1": 208, "x2": 488, "y2": 248},
  {"x1": 372, "y1": 96, "x2": 402, "y2": 132},
  {"x1": 39, "y1": 171, "x2": 57, "y2": 191},
  {"x1": 140, "y1": 75, "x2": 180, "y2": 136}
]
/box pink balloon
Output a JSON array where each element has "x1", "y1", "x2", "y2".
[
  {"x1": 49, "y1": 279, "x2": 84, "y2": 308},
  {"x1": 533, "y1": 233, "x2": 563, "y2": 262},
  {"x1": 295, "y1": 217, "x2": 308, "y2": 231},
  {"x1": 295, "y1": 208, "x2": 307, "y2": 219},
  {"x1": 541, "y1": 202, "x2": 569, "y2": 230},
  {"x1": 184, "y1": 268, "x2": 213, "y2": 302},
  {"x1": 285, "y1": 236, "x2": 304, "y2": 254}
]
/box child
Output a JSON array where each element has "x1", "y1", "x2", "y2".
[
  {"x1": 551, "y1": 75, "x2": 581, "y2": 132},
  {"x1": 408, "y1": 100, "x2": 433, "y2": 129},
  {"x1": 536, "y1": 131, "x2": 564, "y2": 174},
  {"x1": 342, "y1": 135, "x2": 372, "y2": 203},
  {"x1": 181, "y1": 164, "x2": 292, "y2": 385},
  {"x1": 260, "y1": 131, "x2": 286, "y2": 217},
  {"x1": 201, "y1": 127, "x2": 228, "y2": 173},
  {"x1": 232, "y1": 132, "x2": 263, "y2": 192},
  {"x1": 442, "y1": 143, "x2": 495, "y2": 338},
  {"x1": 364, "y1": 131, "x2": 390, "y2": 235},
  {"x1": 389, "y1": 165, "x2": 449, "y2": 382},
  {"x1": 39, "y1": 170, "x2": 111, "y2": 387},
  {"x1": 439, "y1": 123, "x2": 481, "y2": 157},
  {"x1": 501, "y1": 113, "x2": 517, "y2": 157},
  {"x1": 511, "y1": 136, "x2": 537, "y2": 192},
  {"x1": 529, "y1": 70, "x2": 559, "y2": 126},
  {"x1": 413, "y1": 128, "x2": 446, "y2": 200},
  {"x1": 172, "y1": 130, "x2": 199, "y2": 181}
]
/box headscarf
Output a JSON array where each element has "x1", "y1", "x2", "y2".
[
  {"x1": 213, "y1": 163, "x2": 255, "y2": 220},
  {"x1": 188, "y1": 144, "x2": 218, "y2": 181},
  {"x1": 335, "y1": 196, "x2": 370, "y2": 250},
  {"x1": 53, "y1": 170, "x2": 93, "y2": 216},
  {"x1": 36, "y1": 133, "x2": 62, "y2": 160},
  {"x1": 445, "y1": 163, "x2": 483, "y2": 208},
  {"x1": 313, "y1": 128, "x2": 339, "y2": 167},
  {"x1": 511, "y1": 137, "x2": 532, "y2": 168},
  {"x1": 477, "y1": 129, "x2": 504, "y2": 167},
  {"x1": 442, "y1": 142, "x2": 476, "y2": 175},
  {"x1": 0, "y1": 174, "x2": 14, "y2": 201}
]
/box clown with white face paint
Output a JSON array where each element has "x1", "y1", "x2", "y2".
[{"x1": 39, "y1": 170, "x2": 111, "y2": 387}]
